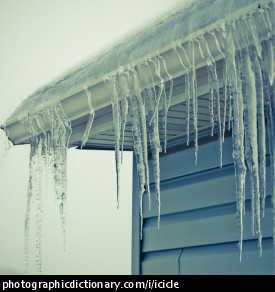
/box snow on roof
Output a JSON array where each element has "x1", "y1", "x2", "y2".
[{"x1": 5, "y1": 0, "x2": 261, "y2": 123}]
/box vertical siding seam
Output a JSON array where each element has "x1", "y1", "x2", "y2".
[{"x1": 178, "y1": 248, "x2": 184, "y2": 275}]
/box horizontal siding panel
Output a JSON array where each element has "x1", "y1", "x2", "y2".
[
  {"x1": 149, "y1": 136, "x2": 234, "y2": 183},
  {"x1": 142, "y1": 249, "x2": 182, "y2": 275},
  {"x1": 143, "y1": 164, "x2": 272, "y2": 218},
  {"x1": 137, "y1": 128, "x2": 273, "y2": 274},
  {"x1": 142, "y1": 200, "x2": 273, "y2": 252},
  {"x1": 180, "y1": 238, "x2": 273, "y2": 275}
]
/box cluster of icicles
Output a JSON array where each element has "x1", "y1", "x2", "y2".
[
  {"x1": 19, "y1": 103, "x2": 71, "y2": 274},
  {"x1": 103, "y1": 2, "x2": 274, "y2": 265},
  {"x1": 0, "y1": 2, "x2": 273, "y2": 274}
]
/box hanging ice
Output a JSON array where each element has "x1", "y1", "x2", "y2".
[
  {"x1": 132, "y1": 70, "x2": 151, "y2": 208},
  {"x1": 0, "y1": 127, "x2": 12, "y2": 168},
  {"x1": 224, "y1": 24, "x2": 246, "y2": 261},
  {"x1": 128, "y1": 92, "x2": 146, "y2": 238},
  {"x1": 117, "y1": 72, "x2": 129, "y2": 163},
  {"x1": 20, "y1": 102, "x2": 71, "y2": 274},
  {"x1": 81, "y1": 88, "x2": 95, "y2": 148},
  {"x1": 145, "y1": 87, "x2": 162, "y2": 228},
  {"x1": 174, "y1": 44, "x2": 191, "y2": 146},
  {"x1": 189, "y1": 40, "x2": 199, "y2": 165},
  {"x1": 158, "y1": 55, "x2": 173, "y2": 154},
  {"x1": 140, "y1": 60, "x2": 162, "y2": 228},
  {"x1": 106, "y1": 77, "x2": 121, "y2": 208}
]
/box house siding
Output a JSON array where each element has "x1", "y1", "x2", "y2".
[{"x1": 132, "y1": 135, "x2": 273, "y2": 274}]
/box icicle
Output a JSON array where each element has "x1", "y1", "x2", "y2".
[
  {"x1": 29, "y1": 133, "x2": 44, "y2": 275},
  {"x1": 222, "y1": 60, "x2": 228, "y2": 141},
  {"x1": 261, "y1": 38, "x2": 275, "y2": 273},
  {"x1": 117, "y1": 73, "x2": 129, "y2": 163},
  {"x1": 128, "y1": 93, "x2": 146, "y2": 239},
  {"x1": 24, "y1": 172, "x2": 33, "y2": 274},
  {"x1": 262, "y1": 40, "x2": 274, "y2": 86},
  {"x1": 209, "y1": 33, "x2": 223, "y2": 166},
  {"x1": 20, "y1": 114, "x2": 44, "y2": 274},
  {"x1": 243, "y1": 49, "x2": 262, "y2": 256},
  {"x1": 218, "y1": 24, "x2": 229, "y2": 142},
  {"x1": 189, "y1": 40, "x2": 198, "y2": 165},
  {"x1": 20, "y1": 102, "x2": 71, "y2": 274},
  {"x1": 194, "y1": 38, "x2": 205, "y2": 59},
  {"x1": 198, "y1": 35, "x2": 215, "y2": 137},
  {"x1": 174, "y1": 45, "x2": 191, "y2": 146},
  {"x1": 131, "y1": 70, "x2": 151, "y2": 210},
  {"x1": 137, "y1": 62, "x2": 160, "y2": 212},
  {"x1": 246, "y1": 14, "x2": 262, "y2": 59},
  {"x1": 148, "y1": 58, "x2": 164, "y2": 127},
  {"x1": 106, "y1": 77, "x2": 121, "y2": 208},
  {"x1": 81, "y1": 88, "x2": 95, "y2": 148},
  {"x1": 0, "y1": 127, "x2": 12, "y2": 168},
  {"x1": 200, "y1": 34, "x2": 222, "y2": 167},
  {"x1": 233, "y1": 55, "x2": 246, "y2": 262},
  {"x1": 209, "y1": 31, "x2": 225, "y2": 60},
  {"x1": 249, "y1": 48, "x2": 266, "y2": 217},
  {"x1": 158, "y1": 55, "x2": 174, "y2": 153},
  {"x1": 56, "y1": 106, "x2": 71, "y2": 237},
  {"x1": 145, "y1": 87, "x2": 162, "y2": 228},
  {"x1": 224, "y1": 24, "x2": 246, "y2": 262}
]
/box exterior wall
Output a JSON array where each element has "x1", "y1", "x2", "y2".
[{"x1": 132, "y1": 135, "x2": 273, "y2": 274}]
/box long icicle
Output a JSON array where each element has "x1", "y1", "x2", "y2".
[
  {"x1": 225, "y1": 24, "x2": 246, "y2": 262},
  {"x1": 250, "y1": 47, "x2": 266, "y2": 218},
  {"x1": 140, "y1": 60, "x2": 162, "y2": 227},
  {"x1": 52, "y1": 103, "x2": 72, "y2": 249},
  {"x1": 118, "y1": 73, "x2": 130, "y2": 163},
  {"x1": 218, "y1": 24, "x2": 229, "y2": 143},
  {"x1": 238, "y1": 47, "x2": 253, "y2": 225},
  {"x1": 244, "y1": 47, "x2": 262, "y2": 256},
  {"x1": 106, "y1": 77, "x2": 121, "y2": 208},
  {"x1": 174, "y1": 45, "x2": 191, "y2": 146},
  {"x1": 132, "y1": 70, "x2": 151, "y2": 211},
  {"x1": 158, "y1": 55, "x2": 174, "y2": 153},
  {"x1": 20, "y1": 102, "x2": 71, "y2": 274},
  {"x1": 189, "y1": 40, "x2": 199, "y2": 165},
  {"x1": 261, "y1": 39, "x2": 275, "y2": 274},
  {"x1": 145, "y1": 87, "x2": 162, "y2": 228},
  {"x1": 128, "y1": 93, "x2": 146, "y2": 239},
  {"x1": 200, "y1": 34, "x2": 223, "y2": 167},
  {"x1": 137, "y1": 61, "x2": 162, "y2": 212},
  {"x1": 232, "y1": 58, "x2": 246, "y2": 263}
]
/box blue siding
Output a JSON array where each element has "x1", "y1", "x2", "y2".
[
  {"x1": 180, "y1": 239, "x2": 273, "y2": 275},
  {"x1": 132, "y1": 136, "x2": 273, "y2": 275}
]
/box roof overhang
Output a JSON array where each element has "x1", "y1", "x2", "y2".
[{"x1": 2, "y1": 0, "x2": 273, "y2": 150}]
